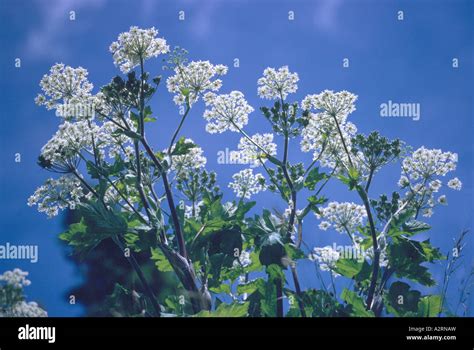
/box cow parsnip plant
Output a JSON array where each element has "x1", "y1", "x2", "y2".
[{"x1": 29, "y1": 27, "x2": 465, "y2": 317}]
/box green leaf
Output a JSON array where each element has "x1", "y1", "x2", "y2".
[
  {"x1": 385, "y1": 282, "x2": 421, "y2": 316},
  {"x1": 209, "y1": 284, "x2": 232, "y2": 295},
  {"x1": 334, "y1": 259, "x2": 364, "y2": 278},
  {"x1": 285, "y1": 289, "x2": 350, "y2": 317},
  {"x1": 417, "y1": 295, "x2": 442, "y2": 317},
  {"x1": 171, "y1": 137, "x2": 196, "y2": 156},
  {"x1": 304, "y1": 167, "x2": 326, "y2": 190},
  {"x1": 341, "y1": 289, "x2": 374, "y2": 317},
  {"x1": 194, "y1": 302, "x2": 249, "y2": 317},
  {"x1": 388, "y1": 238, "x2": 440, "y2": 286},
  {"x1": 259, "y1": 233, "x2": 286, "y2": 267},
  {"x1": 402, "y1": 220, "x2": 431, "y2": 234},
  {"x1": 60, "y1": 219, "x2": 110, "y2": 258},
  {"x1": 266, "y1": 264, "x2": 285, "y2": 282},
  {"x1": 237, "y1": 278, "x2": 264, "y2": 295},
  {"x1": 80, "y1": 201, "x2": 128, "y2": 236},
  {"x1": 150, "y1": 247, "x2": 174, "y2": 272}
]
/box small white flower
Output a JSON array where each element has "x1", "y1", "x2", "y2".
[
  {"x1": 447, "y1": 177, "x2": 462, "y2": 191},
  {"x1": 429, "y1": 179, "x2": 442, "y2": 193},
  {"x1": 422, "y1": 208, "x2": 434, "y2": 218},
  {"x1": 438, "y1": 195, "x2": 447, "y2": 205},
  {"x1": 110, "y1": 26, "x2": 169, "y2": 73},
  {"x1": 398, "y1": 175, "x2": 410, "y2": 188},
  {"x1": 318, "y1": 221, "x2": 331, "y2": 231},
  {"x1": 257, "y1": 66, "x2": 299, "y2": 100},
  {"x1": 228, "y1": 169, "x2": 266, "y2": 199}
]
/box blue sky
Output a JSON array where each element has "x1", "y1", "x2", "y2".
[{"x1": 0, "y1": 0, "x2": 472, "y2": 316}]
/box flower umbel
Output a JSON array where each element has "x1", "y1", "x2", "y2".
[
  {"x1": 308, "y1": 246, "x2": 340, "y2": 275},
  {"x1": 257, "y1": 66, "x2": 299, "y2": 100},
  {"x1": 237, "y1": 133, "x2": 277, "y2": 167},
  {"x1": 317, "y1": 201, "x2": 367, "y2": 235},
  {"x1": 110, "y1": 26, "x2": 169, "y2": 74},
  {"x1": 28, "y1": 175, "x2": 91, "y2": 218},
  {"x1": 203, "y1": 91, "x2": 254, "y2": 133},
  {"x1": 228, "y1": 169, "x2": 266, "y2": 199},
  {"x1": 35, "y1": 64, "x2": 94, "y2": 116},
  {"x1": 167, "y1": 61, "x2": 228, "y2": 106}
]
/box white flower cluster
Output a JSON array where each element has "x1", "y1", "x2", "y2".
[
  {"x1": 0, "y1": 269, "x2": 47, "y2": 317},
  {"x1": 399, "y1": 147, "x2": 461, "y2": 217},
  {"x1": 300, "y1": 90, "x2": 359, "y2": 172},
  {"x1": 401, "y1": 147, "x2": 458, "y2": 181},
  {"x1": 301, "y1": 112, "x2": 358, "y2": 170},
  {"x1": 28, "y1": 175, "x2": 91, "y2": 218},
  {"x1": 233, "y1": 250, "x2": 252, "y2": 268},
  {"x1": 447, "y1": 177, "x2": 462, "y2": 191},
  {"x1": 184, "y1": 200, "x2": 204, "y2": 219},
  {"x1": 110, "y1": 26, "x2": 169, "y2": 74},
  {"x1": 317, "y1": 201, "x2": 367, "y2": 234},
  {"x1": 169, "y1": 139, "x2": 207, "y2": 176},
  {"x1": 308, "y1": 246, "x2": 340, "y2": 274},
  {"x1": 40, "y1": 120, "x2": 98, "y2": 166},
  {"x1": 35, "y1": 63, "x2": 95, "y2": 115},
  {"x1": 203, "y1": 91, "x2": 254, "y2": 133},
  {"x1": 228, "y1": 169, "x2": 266, "y2": 199},
  {"x1": 167, "y1": 61, "x2": 228, "y2": 106},
  {"x1": 6, "y1": 301, "x2": 48, "y2": 317},
  {"x1": 0, "y1": 269, "x2": 31, "y2": 288},
  {"x1": 40, "y1": 120, "x2": 130, "y2": 170},
  {"x1": 302, "y1": 90, "x2": 357, "y2": 119},
  {"x1": 237, "y1": 133, "x2": 277, "y2": 167},
  {"x1": 257, "y1": 66, "x2": 299, "y2": 100}
]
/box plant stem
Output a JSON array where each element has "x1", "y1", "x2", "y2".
[
  {"x1": 290, "y1": 265, "x2": 306, "y2": 317},
  {"x1": 358, "y1": 187, "x2": 379, "y2": 311},
  {"x1": 275, "y1": 276, "x2": 283, "y2": 317},
  {"x1": 167, "y1": 105, "x2": 191, "y2": 154},
  {"x1": 140, "y1": 138, "x2": 188, "y2": 259},
  {"x1": 113, "y1": 235, "x2": 161, "y2": 316}
]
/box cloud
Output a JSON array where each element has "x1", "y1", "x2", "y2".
[
  {"x1": 23, "y1": 0, "x2": 107, "y2": 60},
  {"x1": 187, "y1": 1, "x2": 220, "y2": 39},
  {"x1": 314, "y1": 0, "x2": 343, "y2": 34}
]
